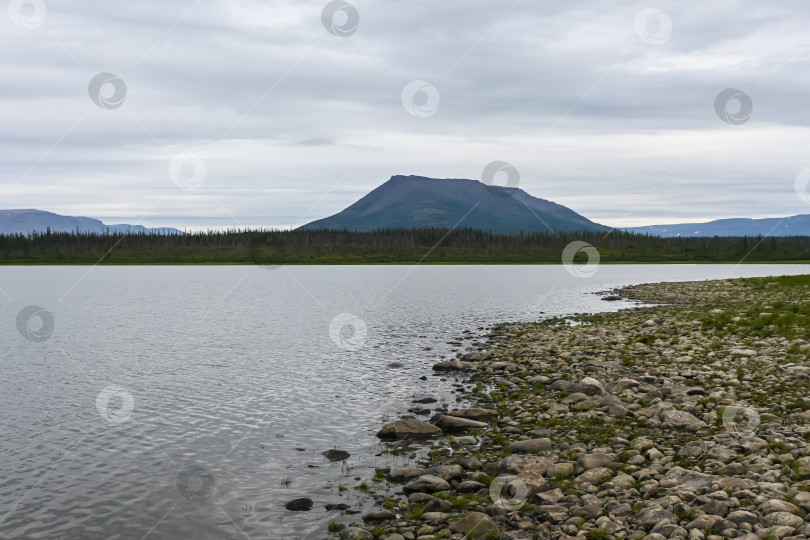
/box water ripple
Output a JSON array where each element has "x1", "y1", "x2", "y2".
[{"x1": 0, "y1": 264, "x2": 807, "y2": 538}]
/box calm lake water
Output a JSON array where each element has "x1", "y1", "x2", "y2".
[{"x1": 1, "y1": 264, "x2": 808, "y2": 539}]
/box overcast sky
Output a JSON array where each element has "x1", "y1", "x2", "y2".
[{"x1": 3, "y1": 0, "x2": 810, "y2": 230}]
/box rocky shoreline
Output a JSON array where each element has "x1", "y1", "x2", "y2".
[{"x1": 329, "y1": 275, "x2": 810, "y2": 540}]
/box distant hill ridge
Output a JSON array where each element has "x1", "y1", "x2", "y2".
[
  {"x1": 0, "y1": 209, "x2": 182, "y2": 235},
  {"x1": 622, "y1": 215, "x2": 810, "y2": 237},
  {"x1": 299, "y1": 175, "x2": 609, "y2": 234}
]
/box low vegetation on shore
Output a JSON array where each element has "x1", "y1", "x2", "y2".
[
  {"x1": 1, "y1": 228, "x2": 810, "y2": 264},
  {"x1": 331, "y1": 275, "x2": 810, "y2": 540}
]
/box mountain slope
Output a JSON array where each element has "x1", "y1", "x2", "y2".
[
  {"x1": 623, "y1": 215, "x2": 810, "y2": 237},
  {"x1": 0, "y1": 209, "x2": 182, "y2": 235},
  {"x1": 299, "y1": 175, "x2": 609, "y2": 234}
]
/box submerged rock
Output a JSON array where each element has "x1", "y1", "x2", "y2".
[
  {"x1": 322, "y1": 449, "x2": 350, "y2": 462},
  {"x1": 284, "y1": 497, "x2": 312, "y2": 511}
]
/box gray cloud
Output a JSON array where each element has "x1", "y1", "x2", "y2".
[{"x1": 2, "y1": 0, "x2": 810, "y2": 229}]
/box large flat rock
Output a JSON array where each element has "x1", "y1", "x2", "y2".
[{"x1": 376, "y1": 418, "x2": 442, "y2": 439}]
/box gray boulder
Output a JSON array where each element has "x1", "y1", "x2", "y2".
[
  {"x1": 574, "y1": 377, "x2": 605, "y2": 396},
  {"x1": 578, "y1": 452, "x2": 616, "y2": 470},
  {"x1": 635, "y1": 504, "x2": 677, "y2": 531},
  {"x1": 448, "y1": 512, "x2": 500, "y2": 536},
  {"x1": 386, "y1": 467, "x2": 423, "y2": 482},
  {"x1": 420, "y1": 464, "x2": 463, "y2": 481},
  {"x1": 508, "y1": 438, "x2": 552, "y2": 454},
  {"x1": 362, "y1": 509, "x2": 395, "y2": 522},
  {"x1": 496, "y1": 454, "x2": 553, "y2": 475},
  {"x1": 434, "y1": 415, "x2": 488, "y2": 430},
  {"x1": 403, "y1": 474, "x2": 450, "y2": 494},
  {"x1": 606, "y1": 378, "x2": 641, "y2": 394},
  {"x1": 660, "y1": 409, "x2": 707, "y2": 430},
  {"x1": 456, "y1": 480, "x2": 486, "y2": 493},
  {"x1": 376, "y1": 418, "x2": 442, "y2": 439}
]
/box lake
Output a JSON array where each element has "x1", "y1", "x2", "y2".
[{"x1": 1, "y1": 264, "x2": 808, "y2": 539}]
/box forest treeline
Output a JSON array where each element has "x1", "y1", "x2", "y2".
[{"x1": 0, "y1": 227, "x2": 808, "y2": 264}]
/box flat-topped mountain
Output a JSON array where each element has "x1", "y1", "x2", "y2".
[
  {"x1": 0, "y1": 209, "x2": 182, "y2": 235},
  {"x1": 299, "y1": 175, "x2": 609, "y2": 234}
]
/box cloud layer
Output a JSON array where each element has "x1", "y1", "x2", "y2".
[{"x1": 3, "y1": 0, "x2": 810, "y2": 229}]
